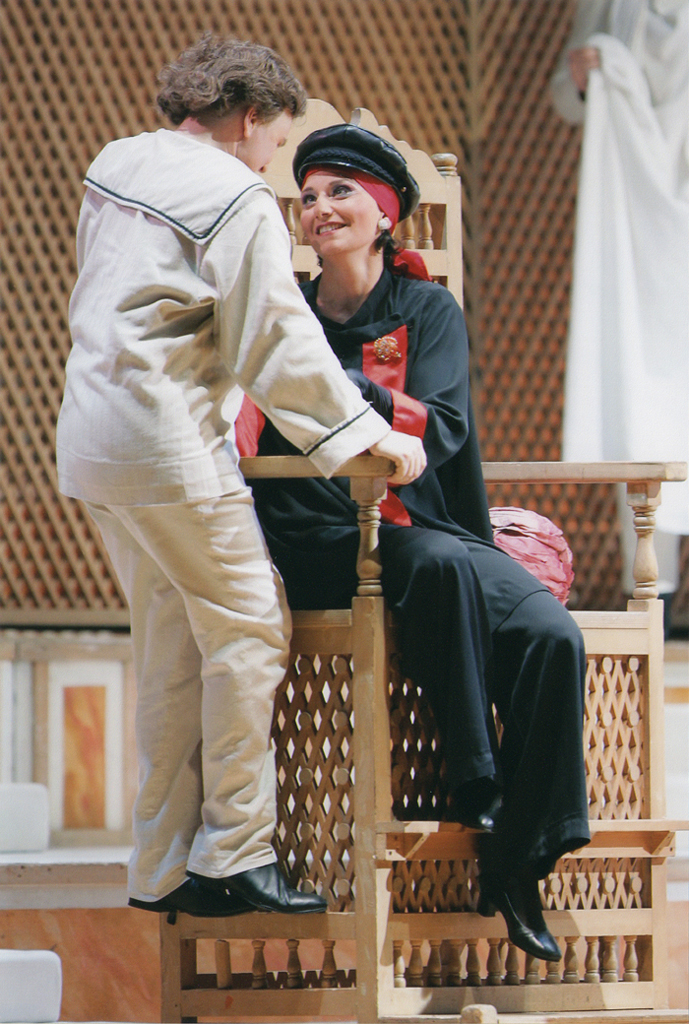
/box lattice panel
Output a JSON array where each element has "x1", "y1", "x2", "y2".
[
  {"x1": 391, "y1": 858, "x2": 479, "y2": 914},
  {"x1": 390, "y1": 855, "x2": 646, "y2": 914},
  {"x1": 388, "y1": 651, "x2": 648, "y2": 825},
  {"x1": 278, "y1": 647, "x2": 651, "y2": 914},
  {"x1": 272, "y1": 652, "x2": 355, "y2": 912},
  {"x1": 389, "y1": 653, "x2": 448, "y2": 820},
  {"x1": 2, "y1": 0, "x2": 685, "y2": 623},
  {"x1": 584, "y1": 655, "x2": 646, "y2": 820},
  {"x1": 0, "y1": 0, "x2": 469, "y2": 620},
  {"x1": 545, "y1": 857, "x2": 645, "y2": 912}
]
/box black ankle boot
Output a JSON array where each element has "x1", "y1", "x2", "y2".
[{"x1": 478, "y1": 869, "x2": 561, "y2": 962}]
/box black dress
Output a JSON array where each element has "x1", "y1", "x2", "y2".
[{"x1": 249, "y1": 269, "x2": 590, "y2": 876}]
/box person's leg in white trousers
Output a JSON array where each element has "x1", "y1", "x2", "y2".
[{"x1": 88, "y1": 486, "x2": 291, "y2": 901}]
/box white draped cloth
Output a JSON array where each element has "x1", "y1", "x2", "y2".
[{"x1": 560, "y1": 5, "x2": 689, "y2": 537}]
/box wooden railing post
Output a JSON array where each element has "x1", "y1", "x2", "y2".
[
  {"x1": 349, "y1": 469, "x2": 391, "y2": 1022},
  {"x1": 626, "y1": 481, "x2": 662, "y2": 600},
  {"x1": 349, "y1": 476, "x2": 388, "y2": 597}
]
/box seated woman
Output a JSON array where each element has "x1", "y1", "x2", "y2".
[{"x1": 238, "y1": 123, "x2": 591, "y2": 962}]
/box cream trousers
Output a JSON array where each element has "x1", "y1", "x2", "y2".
[{"x1": 87, "y1": 487, "x2": 291, "y2": 901}]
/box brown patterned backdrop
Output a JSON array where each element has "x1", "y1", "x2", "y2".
[{"x1": 1, "y1": 0, "x2": 686, "y2": 626}]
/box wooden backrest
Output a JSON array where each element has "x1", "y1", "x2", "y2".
[{"x1": 262, "y1": 98, "x2": 463, "y2": 300}]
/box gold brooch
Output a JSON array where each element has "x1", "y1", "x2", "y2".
[{"x1": 373, "y1": 335, "x2": 401, "y2": 362}]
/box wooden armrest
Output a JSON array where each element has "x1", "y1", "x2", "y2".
[
  {"x1": 239, "y1": 457, "x2": 687, "y2": 601},
  {"x1": 480, "y1": 460, "x2": 687, "y2": 484},
  {"x1": 478, "y1": 461, "x2": 686, "y2": 600},
  {"x1": 240, "y1": 456, "x2": 687, "y2": 485},
  {"x1": 239, "y1": 454, "x2": 395, "y2": 480}
]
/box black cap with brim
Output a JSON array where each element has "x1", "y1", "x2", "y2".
[{"x1": 293, "y1": 123, "x2": 421, "y2": 221}]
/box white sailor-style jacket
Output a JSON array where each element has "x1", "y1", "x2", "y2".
[{"x1": 57, "y1": 129, "x2": 388, "y2": 506}]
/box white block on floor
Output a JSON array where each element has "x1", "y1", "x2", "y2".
[
  {"x1": 0, "y1": 784, "x2": 49, "y2": 852},
  {"x1": 0, "y1": 950, "x2": 62, "y2": 1023}
]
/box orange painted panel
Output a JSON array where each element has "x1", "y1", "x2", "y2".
[{"x1": 63, "y1": 686, "x2": 106, "y2": 829}]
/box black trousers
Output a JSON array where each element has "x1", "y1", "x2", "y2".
[{"x1": 268, "y1": 523, "x2": 591, "y2": 876}]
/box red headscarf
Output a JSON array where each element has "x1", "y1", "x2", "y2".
[{"x1": 302, "y1": 167, "x2": 431, "y2": 281}]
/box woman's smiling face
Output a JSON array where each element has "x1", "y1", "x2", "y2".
[{"x1": 299, "y1": 171, "x2": 383, "y2": 260}]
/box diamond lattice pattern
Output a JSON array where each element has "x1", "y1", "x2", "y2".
[{"x1": 5, "y1": 0, "x2": 684, "y2": 622}]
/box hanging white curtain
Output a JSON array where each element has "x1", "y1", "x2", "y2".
[{"x1": 560, "y1": 3, "x2": 689, "y2": 537}]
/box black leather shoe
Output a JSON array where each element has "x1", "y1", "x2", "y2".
[
  {"x1": 188, "y1": 863, "x2": 327, "y2": 914},
  {"x1": 128, "y1": 877, "x2": 254, "y2": 918},
  {"x1": 478, "y1": 871, "x2": 561, "y2": 962}
]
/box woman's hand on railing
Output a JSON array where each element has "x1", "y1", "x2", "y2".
[{"x1": 369, "y1": 431, "x2": 427, "y2": 487}]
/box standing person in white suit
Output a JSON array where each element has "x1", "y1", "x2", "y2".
[
  {"x1": 551, "y1": 0, "x2": 689, "y2": 620},
  {"x1": 56, "y1": 33, "x2": 425, "y2": 919}
]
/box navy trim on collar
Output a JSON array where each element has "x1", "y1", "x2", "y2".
[{"x1": 84, "y1": 177, "x2": 266, "y2": 243}]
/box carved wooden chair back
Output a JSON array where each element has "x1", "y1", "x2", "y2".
[{"x1": 262, "y1": 98, "x2": 463, "y2": 298}]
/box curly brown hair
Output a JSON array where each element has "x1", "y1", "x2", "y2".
[{"x1": 156, "y1": 33, "x2": 307, "y2": 126}]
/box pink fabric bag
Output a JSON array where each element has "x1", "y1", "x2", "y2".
[{"x1": 489, "y1": 506, "x2": 574, "y2": 605}]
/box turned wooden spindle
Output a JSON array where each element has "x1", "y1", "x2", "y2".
[
  {"x1": 282, "y1": 198, "x2": 297, "y2": 247},
  {"x1": 393, "y1": 940, "x2": 406, "y2": 988},
  {"x1": 427, "y1": 940, "x2": 443, "y2": 986},
  {"x1": 418, "y1": 203, "x2": 433, "y2": 249},
  {"x1": 545, "y1": 956, "x2": 562, "y2": 984},
  {"x1": 321, "y1": 939, "x2": 338, "y2": 988},
  {"x1": 564, "y1": 937, "x2": 579, "y2": 983},
  {"x1": 286, "y1": 937, "x2": 303, "y2": 988},
  {"x1": 601, "y1": 936, "x2": 619, "y2": 983},
  {"x1": 465, "y1": 939, "x2": 482, "y2": 987},
  {"x1": 251, "y1": 939, "x2": 268, "y2": 989},
  {"x1": 627, "y1": 481, "x2": 661, "y2": 600},
  {"x1": 585, "y1": 936, "x2": 601, "y2": 983},
  {"x1": 400, "y1": 215, "x2": 415, "y2": 250},
  {"x1": 524, "y1": 954, "x2": 541, "y2": 985},
  {"x1": 486, "y1": 937, "x2": 503, "y2": 985},
  {"x1": 504, "y1": 942, "x2": 520, "y2": 985},
  {"x1": 623, "y1": 936, "x2": 639, "y2": 982},
  {"x1": 407, "y1": 940, "x2": 424, "y2": 986},
  {"x1": 444, "y1": 940, "x2": 463, "y2": 986},
  {"x1": 215, "y1": 939, "x2": 232, "y2": 989},
  {"x1": 350, "y1": 476, "x2": 387, "y2": 596}
]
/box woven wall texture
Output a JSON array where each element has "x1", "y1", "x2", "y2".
[{"x1": 1, "y1": 0, "x2": 686, "y2": 624}]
